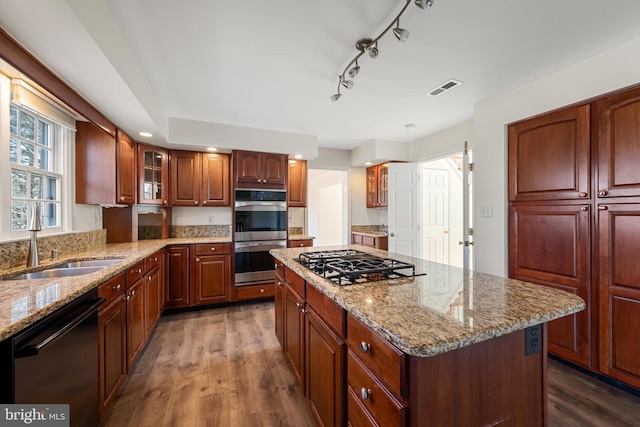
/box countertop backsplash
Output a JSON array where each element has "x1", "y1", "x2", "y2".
[
  {"x1": 170, "y1": 225, "x2": 231, "y2": 238},
  {"x1": 352, "y1": 224, "x2": 387, "y2": 233},
  {"x1": 0, "y1": 229, "x2": 107, "y2": 270}
]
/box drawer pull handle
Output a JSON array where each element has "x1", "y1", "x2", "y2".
[
  {"x1": 598, "y1": 206, "x2": 608, "y2": 210},
  {"x1": 296, "y1": 303, "x2": 303, "y2": 309},
  {"x1": 301, "y1": 308, "x2": 306, "y2": 315},
  {"x1": 114, "y1": 284, "x2": 121, "y2": 291},
  {"x1": 260, "y1": 288, "x2": 265, "y2": 293},
  {"x1": 360, "y1": 341, "x2": 371, "y2": 353},
  {"x1": 360, "y1": 388, "x2": 371, "y2": 400},
  {"x1": 579, "y1": 192, "x2": 587, "y2": 198},
  {"x1": 598, "y1": 190, "x2": 608, "y2": 197},
  {"x1": 299, "y1": 243, "x2": 304, "y2": 247},
  {"x1": 210, "y1": 247, "x2": 216, "y2": 251},
  {"x1": 277, "y1": 281, "x2": 283, "y2": 287}
]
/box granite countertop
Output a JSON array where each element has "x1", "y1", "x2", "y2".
[
  {"x1": 288, "y1": 234, "x2": 315, "y2": 240},
  {"x1": 0, "y1": 237, "x2": 231, "y2": 341},
  {"x1": 351, "y1": 231, "x2": 388, "y2": 237},
  {"x1": 270, "y1": 245, "x2": 585, "y2": 358}
]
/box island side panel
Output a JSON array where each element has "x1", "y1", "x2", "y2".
[{"x1": 408, "y1": 324, "x2": 548, "y2": 427}]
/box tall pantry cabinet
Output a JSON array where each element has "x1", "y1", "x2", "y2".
[{"x1": 508, "y1": 84, "x2": 640, "y2": 390}]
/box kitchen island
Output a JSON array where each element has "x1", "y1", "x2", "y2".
[{"x1": 270, "y1": 245, "x2": 585, "y2": 427}]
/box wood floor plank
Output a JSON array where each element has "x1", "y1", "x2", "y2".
[{"x1": 103, "y1": 302, "x2": 640, "y2": 427}]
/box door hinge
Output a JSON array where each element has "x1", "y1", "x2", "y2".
[
  {"x1": 468, "y1": 163, "x2": 474, "y2": 172},
  {"x1": 468, "y1": 228, "x2": 473, "y2": 236}
]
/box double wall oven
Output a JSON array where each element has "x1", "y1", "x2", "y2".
[{"x1": 234, "y1": 189, "x2": 287, "y2": 287}]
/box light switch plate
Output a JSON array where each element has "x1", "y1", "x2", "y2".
[{"x1": 480, "y1": 205, "x2": 492, "y2": 218}]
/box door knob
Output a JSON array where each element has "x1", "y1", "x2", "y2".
[{"x1": 390, "y1": 232, "x2": 395, "y2": 237}]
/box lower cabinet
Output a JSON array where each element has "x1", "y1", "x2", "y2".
[
  {"x1": 97, "y1": 272, "x2": 127, "y2": 419},
  {"x1": 166, "y1": 245, "x2": 190, "y2": 308},
  {"x1": 352, "y1": 233, "x2": 388, "y2": 251},
  {"x1": 144, "y1": 251, "x2": 164, "y2": 336},
  {"x1": 192, "y1": 253, "x2": 230, "y2": 305},
  {"x1": 126, "y1": 272, "x2": 146, "y2": 371},
  {"x1": 278, "y1": 265, "x2": 346, "y2": 427},
  {"x1": 288, "y1": 239, "x2": 313, "y2": 248}
]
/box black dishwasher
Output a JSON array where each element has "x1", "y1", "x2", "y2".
[{"x1": 0, "y1": 288, "x2": 103, "y2": 427}]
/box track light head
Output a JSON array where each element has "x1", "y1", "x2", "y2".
[
  {"x1": 393, "y1": 24, "x2": 410, "y2": 42},
  {"x1": 415, "y1": 0, "x2": 434, "y2": 10},
  {"x1": 330, "y1": 93, "x2": 342, "y2": 102},
  {"x1": 348, "y1": 64, "x2": 360, "y2": 78},
  {"x1": 368, "y1": 43, "x2": 379, "y2": 59},
  {"x1": 341, "y1": 79, "x2": 354, "y2": 89}
]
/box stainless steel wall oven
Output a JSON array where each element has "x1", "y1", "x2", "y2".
[{"x1": 234, "y1": 189, "x2": 287, "y2": 286}]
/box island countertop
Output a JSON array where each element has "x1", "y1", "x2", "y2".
[
  {"x1": 270, "y1": 245, "x2": 585, "y2": 357},
  {"x1": 0, "y1": 237, "x2": 231, "y2": 341}
]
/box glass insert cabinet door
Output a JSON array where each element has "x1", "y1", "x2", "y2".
[{"x1": 137, "y1": 144, "x2": 168, "y2": 205}]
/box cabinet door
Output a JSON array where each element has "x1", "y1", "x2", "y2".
[
  {"x1": 126, "y1": 279, "x2": 146, "y2": 370},
  {"x1": 262, "y1": 153, "x2": 287, "y2": 185},
  {"x1": 509, "y1": 204, "x2": 592, "y2": 367},
  {"x1": 144, "y1": 266, "x2": 162, "y2": 336},
  {"x1": 116, "y1": 130, "x2": 136, "y2": 205},
  {"x1": 288, "y1": 159, "x2": 307, "y2": 207},
  {"x1": 597, "y1": 86, "x2": 640, "y2": 198},
  {"x1": 166, "y1": 246, "x2": 190, "y2": 308},
  {"x1": 366, "y1": 166, "x2": 378, "y2": 208},
  {"x1": 234, "y1": 150, "x2": 262, "y2": 184},
  {"x1": 598, "y1": 203, "x2": 640, "y2": 389},
  {"x1": 377, "y1": 164, "x2": 389, "y2": 207},
  {"x1": 202, "y1": 153, "x2": 230, "y2": 206},
  {"x1": 284, "y1": 282, "x2": 305, "y2": 391},
  {"x1": 75, "y1": 122, "x2": 117, "y2": 204},
  {"x1": 508, "y1": 104, "x2": 591, "y2": 201},
  {"x1": 170, "y1": 150, "x2": 201, "y2": 206},
  {"x1": 137, "y1": 143, "x2": 168, "y2": 205},
  {"x1": 192, "y1": 254, "x2": 230, "y2": 305},
  {"x1": 275, "y1": 270, "x2": 285, "y2": 347},
  {"x1": 98, "y1": 294, "x2": 127, "y2": 419},
  {"x1": 306, "y1": 307, "x2": 345, "y2": 427}
]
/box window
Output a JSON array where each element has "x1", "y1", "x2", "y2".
[{"x1": 9, "y1": 104, "x2": 61, "y2": 231}]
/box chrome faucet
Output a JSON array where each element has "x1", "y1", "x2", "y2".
[{"x1": 26, "y1": 202, "x2": 42, "y2": 267}]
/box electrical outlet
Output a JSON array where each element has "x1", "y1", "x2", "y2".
[
  {"x1": 208, "y1": 216, "x2": 214, "y2": 224},
  {"x1": 480, "y1": 205, "x2": 492, "y2": 218},
  {"x1": 524, "y1": 324, "x2": 542, "y2": 355}
]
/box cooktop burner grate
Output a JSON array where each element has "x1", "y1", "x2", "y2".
[{"x1": 297, "y1": 249, "x2": 418, "y2": 285}]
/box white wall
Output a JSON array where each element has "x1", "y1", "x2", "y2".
[
  {"x1": 473, "y1": 35, "x2": 640, "y2": 276},
  {"x1": 308, "y1": 169, "x2": 349, "y2": 246},
  {"x1": 410, "y1": 121, "x2": 473, "y2": 162},
  {"x1": 350, "y1": 167, "x2": 382, "y2": 226}
]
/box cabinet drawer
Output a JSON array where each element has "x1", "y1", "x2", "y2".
[
  {"x1": 236, "y1": 284, "x2": 275, "y2": 300},
  {"x1": 352, "y1": 234, "x2": 363, "y2": 244},
  {"x1": 362, "y1": 236, "x2": 375, "y2": 247},
  {"x1": 194, "y1": 243, "x2": 230, "y2": 255},
  {"x1": 347, "y1": 350, "x2": 406, "y2": 427},
  {"x1": 126, "y1": 260, "x2": 145, "y2": 287},
  {"x1": 285, "y1": 266, "x2": 305, "y2": 298},
  {"x1": 347, "y1": 385, "x2": 379, "y2": 427},
  {"x1": 347, "y1": 313, "x2": 406, "y2": 398},
  {"x1": 306, "y1": 284, "x2": 345, "y2": 338},
  {"x1": 145, "y1": 252, "x2": 162, "y2": 272},
  {"x1": 98, "y1": 272, "x2": 126, "y2": 307},
  {"x1": 287, "y1": 239, "x2": 313, "y2": 248}
]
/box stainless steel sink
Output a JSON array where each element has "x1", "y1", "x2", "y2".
[
  {"x1": 60, "y1": 259, "x2": 122, "y2": 268},
  {"x1": 8, "y1": 266, "x2": 107, "y2": 280}
]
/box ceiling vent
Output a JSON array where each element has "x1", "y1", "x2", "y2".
[{"x1": 427, "y1": 79, "x2": 463, "y2": 97}]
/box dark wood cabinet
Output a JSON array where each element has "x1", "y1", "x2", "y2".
[
  {"x1": 166, "y1": 245, "x2": 190, "y2": 308},
  {"x1": 508, "y1": 104, "x2": 591, "y2": 202},
  {"x1": 202, "y1": 152, "x2": 230, "y2": 206},
  {"x1": 288, "y1": 159, "x2": 307, "y2": 207},
  {"x1": 137, "y1": 143, "x2": 169, "y2": 206},
  {"x1": 366, "y1": 163, "x2": 389, "y2": 208},
  {"x1": 97, "y1": 273, "x2": 127, "y2": 420},
  {"x1": 598, "y1": 203, "x2": 640, "y2": 389},
  {"x1": 169, "y1": 150, "x2": 201, "y2": 206},
  {"x1": 509, "y1": 204, "x2": 592, "y2": 367},
  {"x1": 352, "y1": 233, "x2": 388, "y2": 251},
  {"x1": 274, "y1": 263, "x2": 285, "y2": 347},
  {"x1": 144, "y1": 251, "x2": 164, "y2": 336},
  {"x1": 76, "y1": 122, "x2": 136, "y2": 205},
  {"x1": 125, "y1": 274, "x2": 146, "y2": 371},
  {"x1": 191, "y1": 244, "x2": 231, "y2": 305},
  {"x1": 596, "y1": 86, "x2": 640, "y2": 199},
  {"x1": 288, "y1": 239, "x2": 313, "y2": 248},
  {"x1": 284, "y1": 281, "x2": 306, "y2": 390},
  {"x1": 233, "y1": 150, "x2": 287, "y2": 188}
]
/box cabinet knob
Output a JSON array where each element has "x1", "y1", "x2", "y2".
[
  {"x1": 260, "y1": 288, "x2": 265, "y2": 293},
  {"x1": 131, "y1": 290, "x2": 135, "y2": 296},
  {"x1": 114, "y1": 284, "x2": 121, "y2": 291},
  {"x1": 210, "y1": 247, "x2": 216, "y2": 252},
  {"x1": 360, "y1": 341, "x2": 371, "y2": 353},
  {"x1": 598, "y1": 190, "x2": 608, "y2": 197},
  {"x1": 390, "y1": 232, "x2": 395, "y2": 237},
  {"x1": 360, "y1": 388, "x2": 371, "y2": 400},
  {"x1": 163, "y1": 200, "x2": 167, "y2": 205},
  {"x1": 203, "y1": 201, "x2": 207, "y2": 205},
  {"x1": 579, "y1": 192, "x2": 587, "y2": 198},
  {"x1": 277, "y1": 281, "x2": 283, "y2": 287},
  {"x1": 196, "y1": 258, "x2": 200, "y2": 262},
  {"x1": 598, "y1": 206, "x2": 608, "y2": 210},
  {"x1": 296, "y1": 303, "x2": 303, "y2": 309},
  {"x1": 194, "y1": 201, "x2": 198, "y2": 205},
  {"x1": 299, "y1": 243, "x2": 304, "y2": 247},
  {"x1": 119, "y1": 196, "x2": 125, "y2": 201},
  {"x1": 301, "y1": 308, "x2": 306, "y2": 315},
  {"x1": 580, "y1": 206, "x2": 588, "y2": 211}
]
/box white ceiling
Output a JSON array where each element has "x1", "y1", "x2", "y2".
[{"x1": 1, "y1": 0, "x2": 640, "y2": 155}]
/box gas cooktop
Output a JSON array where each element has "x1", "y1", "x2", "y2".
[{"x1": 297, "y1": 249, "x2": 419, "y2": 285}]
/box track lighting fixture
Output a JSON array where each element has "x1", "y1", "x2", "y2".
[{"x1": 330, "y1": 0, "x2": 435, "y2": 101}]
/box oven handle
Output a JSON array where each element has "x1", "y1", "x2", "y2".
[
  {"x1": 235, "y1": 240, "x2": 287, "y2": 253},
  {"x1": 234, "y1": 201, "x2": 287, "y2": 210}
]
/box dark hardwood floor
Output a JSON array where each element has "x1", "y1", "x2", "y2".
[{"x1": 103, "y1": 302, "x2": 640, "y2": 427}]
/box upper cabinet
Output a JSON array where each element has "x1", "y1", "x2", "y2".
[
  {"x1": 137, "y1": 143, "x2": 168, "y2": 206},
  {"x1": 596, "y1": 86, "x2": 640, "y2": 199},
  {"x1": 170, "y1": 150, "x2": 230, "y2": 206},
  {"x1": 508, "y1": 105, "x2": 591, "y2": 202},
  {"x1": 233, "y1": 150, "x2": 287, "y2": 189},
  {"x1": 76, "y1": 122, "x2": 136, "y2": 205},
  {"x1": 288, "y1": 159, "x2": 307, "y2": 207},
  {"x1": 366, "y1": 163, "x2": 389, "y2": 208}
]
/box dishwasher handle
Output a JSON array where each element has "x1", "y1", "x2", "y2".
[{"x1": 15, "y1": 297, "x2": 104, "y2": 358}]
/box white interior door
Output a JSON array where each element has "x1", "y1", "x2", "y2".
[
  {"x1": 422, "y1": 168, "x2": 449, "y2": 264},
  {"x1": 388, "y1": 163, "x2": 420, "y2": 258}
]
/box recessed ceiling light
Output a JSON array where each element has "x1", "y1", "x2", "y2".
[
  {"x1": 139, "y1": 132, "x2": 152, "y2": 138},
  {"x1": 207, "y1": 147, "x2": 218, "y2": 151},
  {"x1": 365, "y1": 162, "x2": 372, "y2": 166},
  {"x1": 405, "y1": 123, "x2": 416, "y2": 130},
  {"x1": 294, "y1": 154, "x2": 303, "y2": 159}
]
